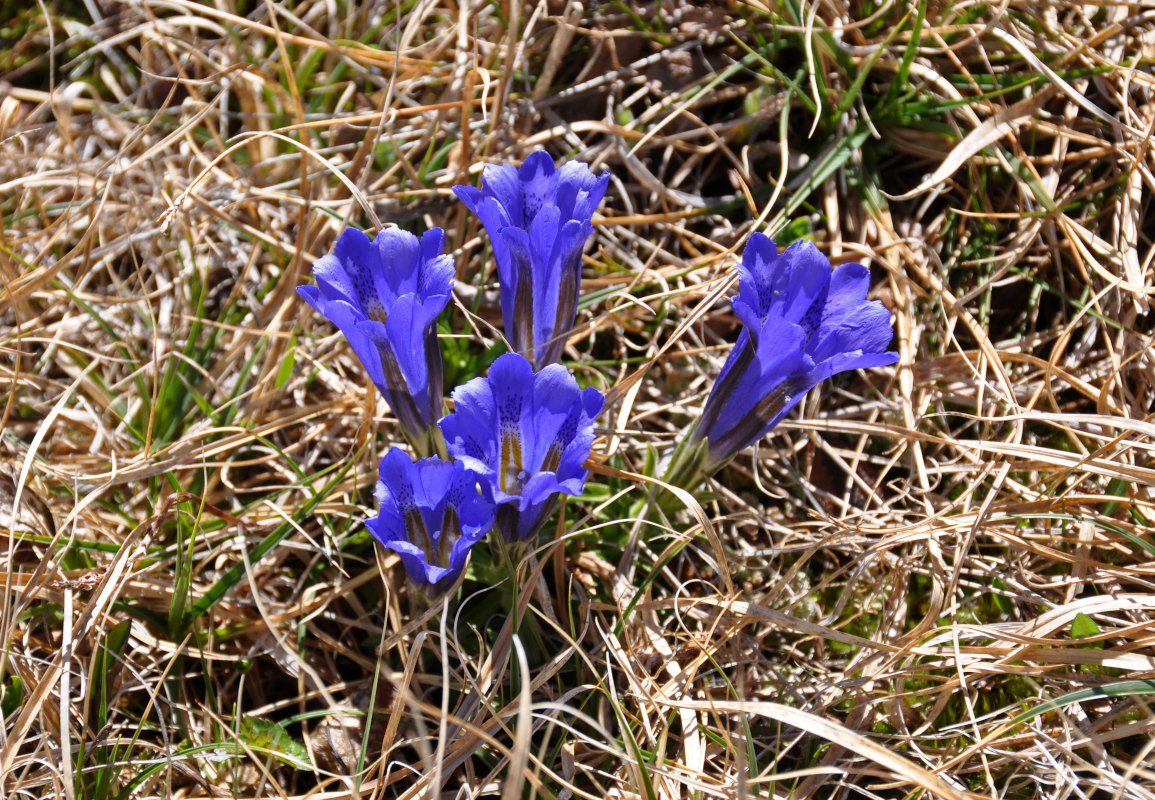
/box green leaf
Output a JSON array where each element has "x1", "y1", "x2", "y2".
[
  {"x1": 1000, "y1": 513, "x2": 1155, "y2": 557},
  {"x1": 1, "y1": 674, "x2": 23, "y2": 717},
  {"x1": 606, "y1": 693, "x2": 657, "y2": 800},
  {"x1": 773, "y1": 217, "x2": 811, "y2": 247},
  {"x1": 1010, "y1": 679, "x2": 1155, "y2": 727},
  {"x1": 237, "y1": 715, "x2": 312, "y2": 770},
  {"x1": 112, "y1": 734, "x2": 309, "y2": 800},
  {"x1": 1101, "y1": 476, "x2": 1130, "y2": 518},
  {"x1": 275, "y1": 334, "x2": 297, "y2": 389},
  {"x1": 169, "y1": 497, "x2": 203, "y2": 639},
  {"x1": 91, "y1": 619, "x2": 132, "y2": 730},
  {"x1": 990, "y1": 577, "x2": 1013, "y2": 615},
  {"x1": 1070, "y1": 613, "x2": 1102, "y2": 641},
  {"x1": 643, "y1": 443, "x2": 658, "y2": 479}
]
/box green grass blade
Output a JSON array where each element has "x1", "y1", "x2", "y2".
[
  {"x1": 182, "y1": 452, "x2": 359, "y2": 627},
  {"x1": 1009, "y1": 680, "x2": 1155, "y2": 727}
]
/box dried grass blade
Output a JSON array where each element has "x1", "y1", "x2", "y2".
[{"x1": 658, "y1": 698, "x2": 981, "y2": 800}]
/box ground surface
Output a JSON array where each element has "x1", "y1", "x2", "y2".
[{"x1": 2, "y1": 1, "x2": 1155, "y2": 798}]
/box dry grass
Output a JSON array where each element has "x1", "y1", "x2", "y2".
[{"x1": 2, "y1": 0, "x2": 1154, "y2": 798}]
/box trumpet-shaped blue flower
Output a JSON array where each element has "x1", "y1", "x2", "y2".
[
  {"x1": 366, "y1": 447, "x2": 496, "y2": 593},
  {"x1": 298, "y1": 227, "x2": 453, "y2": 457},
  {"x1": 453, "y1": 150, "x2": 609, "y2": 370},
  {"x1": 685, "y1": 234, "x2": 898, "y2": 477},
  {"x1": 439, "y1": 353, "x2": 604, "y2": 542}
]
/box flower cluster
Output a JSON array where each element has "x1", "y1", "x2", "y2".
[
  {"x1": 298, "y1": 148, "x2": 898, "y2": 597},
  {"x1": 299, "y1": 150, "x2": 607, "y2": 595}
]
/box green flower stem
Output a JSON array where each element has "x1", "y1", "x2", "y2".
[
  {"x1": 657, "y1": 423, "x2": 711, "y2": 508},
  {"x1": 486, "y1": 533, "x2": 547, "y2": 659},
  {"x1": 404, "y1": 421, "x2": 448, "y2": 461}
]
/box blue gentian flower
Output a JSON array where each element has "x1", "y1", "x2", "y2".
[
  {"x1": 439, "y1": 353, "x2": 604, "y2": 542},
  {"x1": 453, "y1": 150, "x2": 609, "y2": 370},
  {"x1": 683, "y1": 233, "x2": 898, "y2": 478},
  {"x1": 366, "y1": 447, "x2": 496, "y2": 593},
  {"x1": 297, "y1": 227, "x2": 453, "y2": 457}
]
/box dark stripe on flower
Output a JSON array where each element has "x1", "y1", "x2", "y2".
[
  {"x1": 695, "y1": 337, "x2": 755, "y2": 443},
  {"x1": 378, "y1": 342, "x2": 430, "y2": 448},
  {"x1": 423, "y1": 325, "x2": 444, "y2": 426},
  {"x1": 496, "y1": 495, "x2": 559, "y2": 542},
  {"x1": 706, "y1": 374, "x2": 803, "y2": 470},
  {"x1": 504, "y1": 238, "x2": 535, "y2": 359},
  {"x1": 404, "y1": 507, "x2": 434, "y2": 560},
  {"x1": 496, "y1": 504, "x2": 522, "y2": 543},
  {"x1": 544, "y1": 247, "x2": 582, "y2": 367},
  {"x1": 438, "y1": 506, "x2": 460, "y2": 567},
  {"x1": 542, "y1": 404, "x2": 578, "y2": 474},
  {"x1": 541, "y1": 443, "x2": 561, "y2": 475}
]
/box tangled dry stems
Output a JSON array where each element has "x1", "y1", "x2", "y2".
[{"x1": 1, "y1": 0, "x2": 1154, "y2": 798}]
